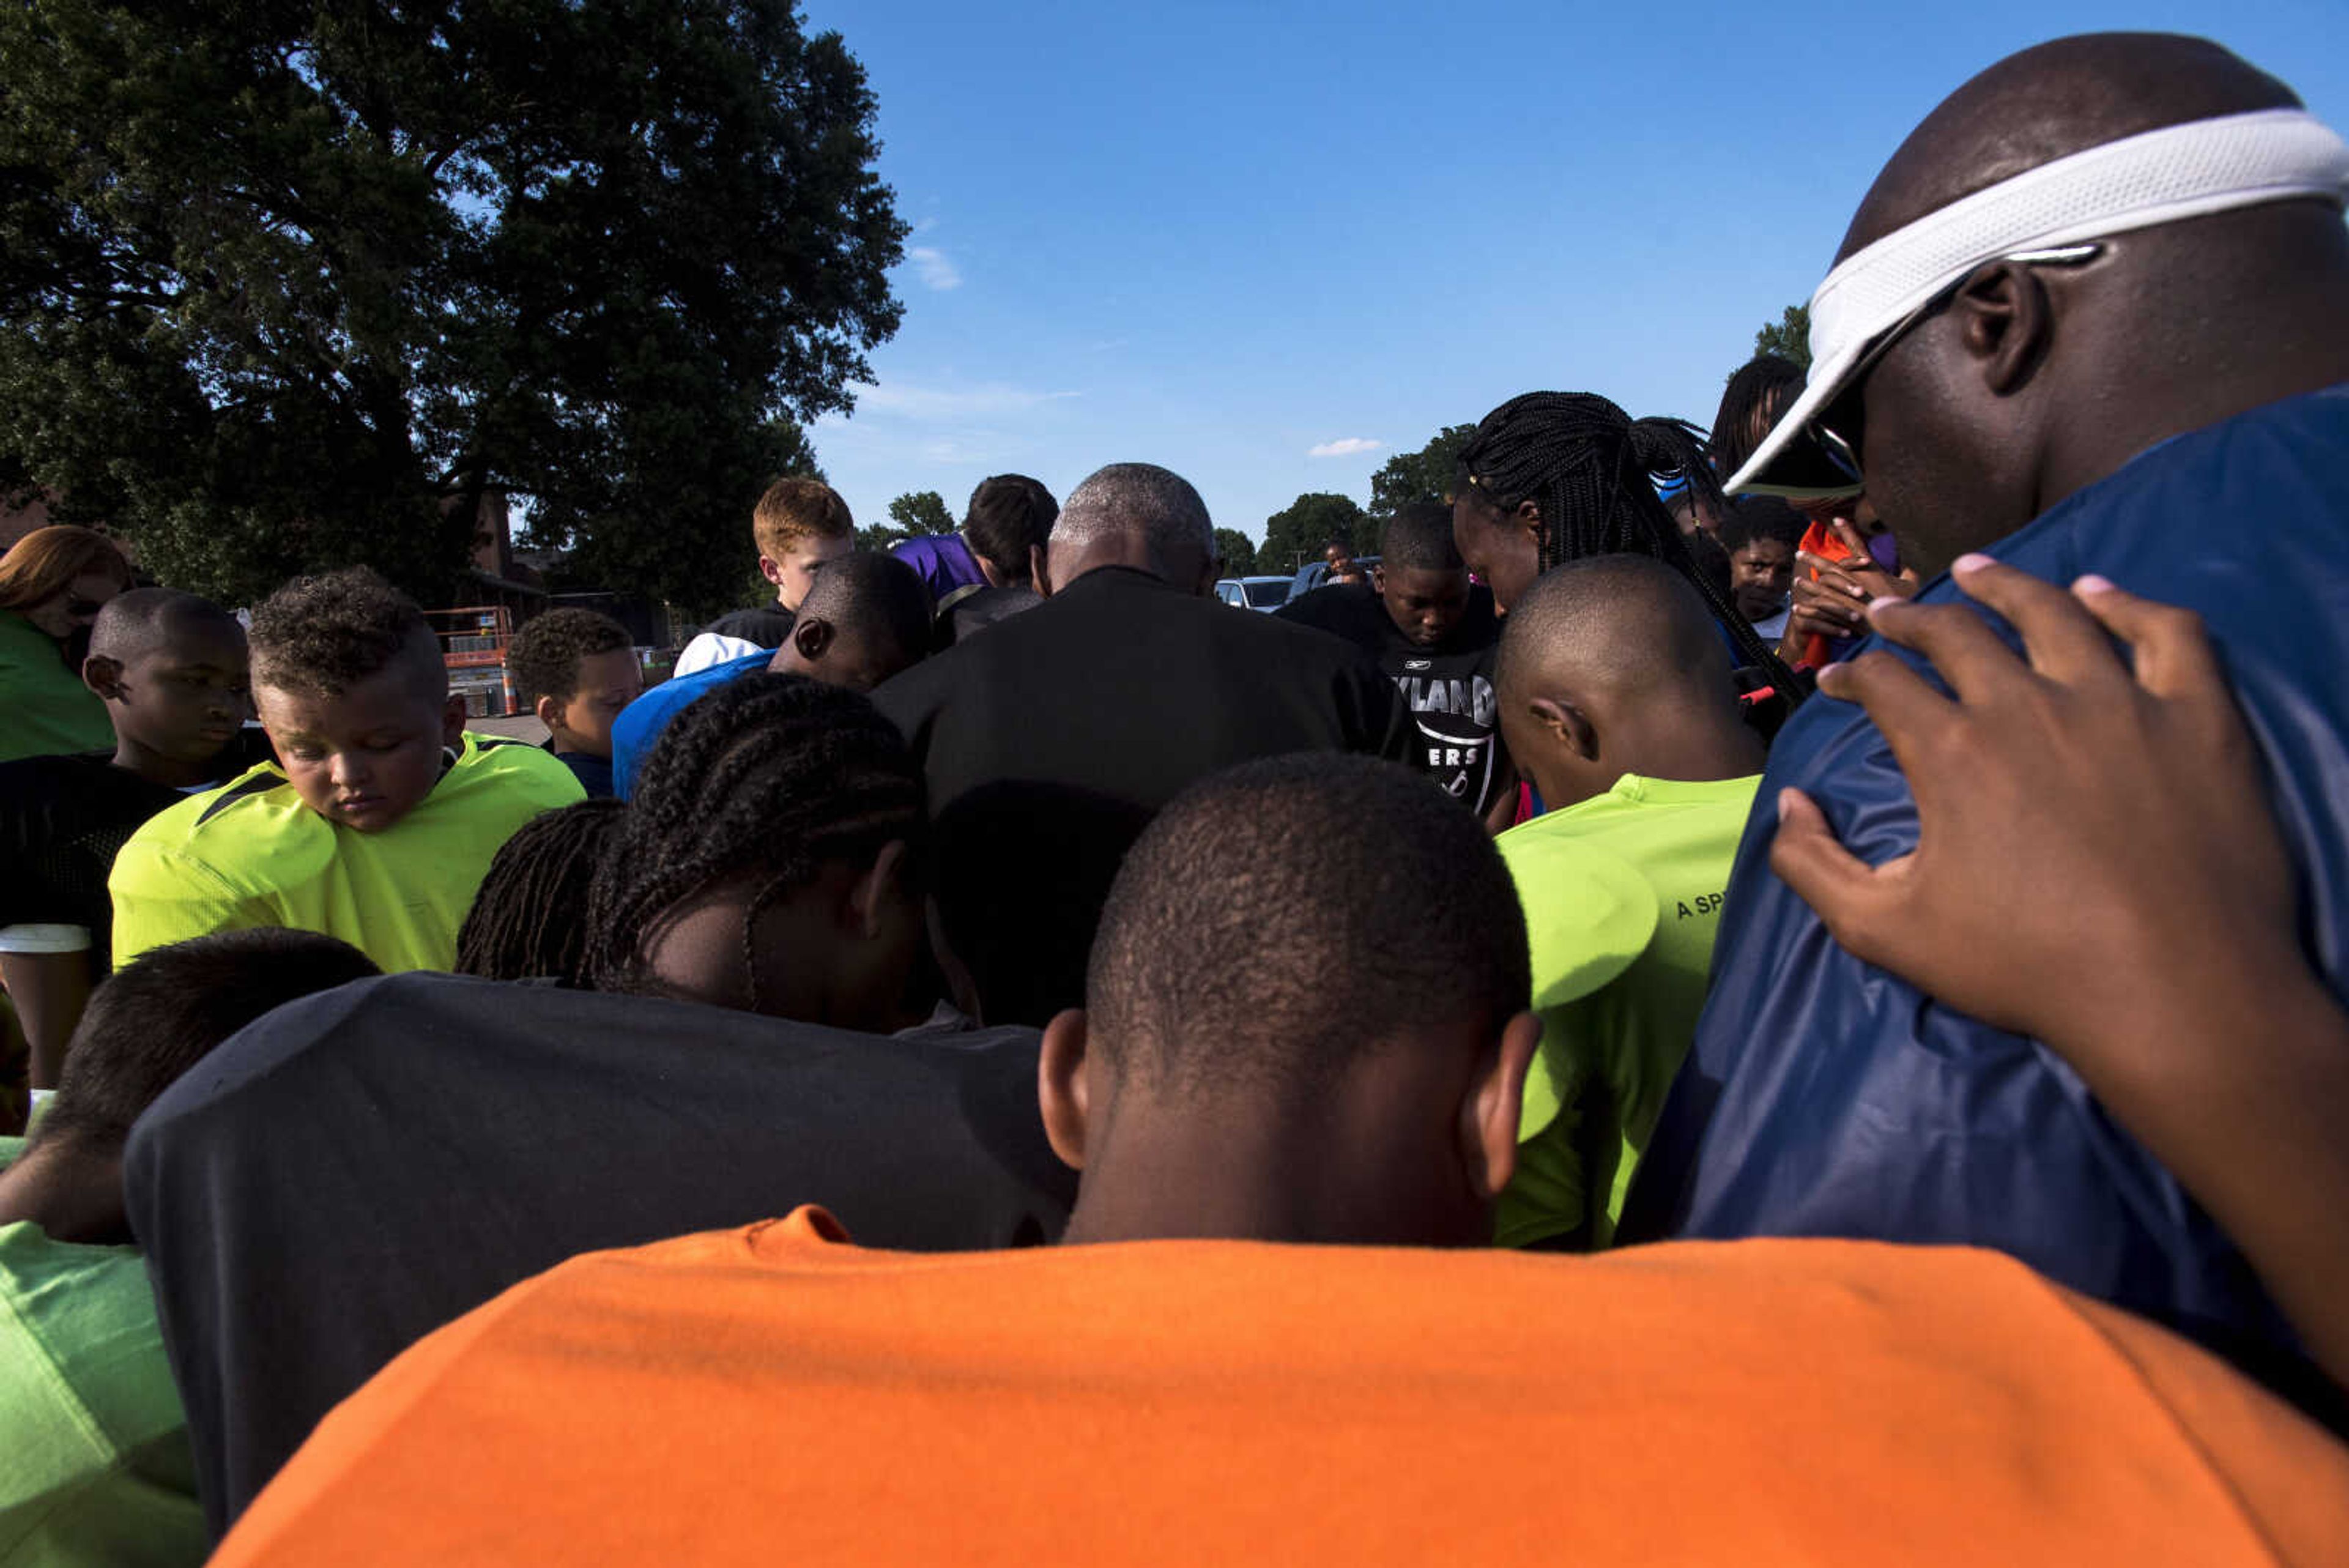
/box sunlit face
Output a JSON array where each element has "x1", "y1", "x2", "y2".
[
  {"x1": 23, "y1": 571, "x2": 125, "y2": 640},
  {"x1": 765, "y1": 534, "x2": 855, "y2": 611},
  {"x1": 550, "y1": 647, "x2": 643, "y2": 759},
  {"x1": 1379, "y1": 566, "x2": 1471, "y2": 648},
  {"x1": 108, "y1": 626, "x2": 253, "y2": 766},
  {"x1": 1729, "y1": 538, "x2": 1795, "y2": 623},
  {"x1": 256, "y1": 666, "x2": 459, "y2": 833}
]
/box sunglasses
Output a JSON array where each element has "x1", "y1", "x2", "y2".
[{"x1": 1813, "y1": 242, "x2": 2106, "y2": 488}]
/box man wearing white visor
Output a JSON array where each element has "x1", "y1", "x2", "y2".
[{"x1": 1624, "y1": 32, "x2": 2349, "y2": 1408}]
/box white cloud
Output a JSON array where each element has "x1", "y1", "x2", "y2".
[
  {"x1": 1308, "y1": 437, "x2": 1380, "y2": 458},
  {"x1": 907, "y1": 245, "x2": 961, "y2": 291}
]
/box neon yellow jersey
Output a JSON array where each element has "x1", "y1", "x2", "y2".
[
  {"x1": 108, "y1": 734, "x2": 584, "y2": 973},
  {"x1": 1494, "y1": 773, "x2": 1761, "y2": 1250}
]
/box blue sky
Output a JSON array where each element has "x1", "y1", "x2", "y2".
[{"x1": 795, "y1": 0, "x2": 2349, "y2": 557}]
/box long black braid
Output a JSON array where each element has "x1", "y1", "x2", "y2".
[
  {"x1": 456, "y1": 797, "x2": 629, "y2": 986},
  {"x1": 582, "y1": 673, "x2": 927, "y2": 1011},
  {"x1": 1455, "y1": 390, "x2": 1803, "y2": 699}
]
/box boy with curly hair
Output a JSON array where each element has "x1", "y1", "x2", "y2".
[
  {"x1": 108, "y1": 569, "x2": 583, "y2": 972},
  {"x1": 505, "y1": 608, "x2": 642, "y2": 797}
]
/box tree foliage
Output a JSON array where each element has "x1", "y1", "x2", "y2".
[
  {"x1": 0, "y1": 0, "x2": 905, "y2": 614},
  {"x1": 886, "y1": 489, "x2": 954, "y2": 537},
  {"x1": 1260, "y1": 492, "x2": 1366, "y2": 574},
  {"x1": 1212, "y1": 527, "x2": 1256, "y2": 578},
  {"x1": 1365, "y1": 423, "x2": 1475, "y2": 552},
  {"x1": 1752, "y1": 303, "x2": 1813, "y2": 370}
]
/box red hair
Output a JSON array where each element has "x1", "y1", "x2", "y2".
[{"x1": 0, "y1": 525, "x2": 131, "y2": 612}]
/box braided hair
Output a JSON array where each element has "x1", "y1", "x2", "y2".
[
  {"x1": 582, "y1": 672, "x2": 927, "y2": 1010},
  {"x1": 455, "y1": 798, "x2": 629, "y2": 986},
  {"x1": 1455, "y1": 391, "x2": 1800, "y2": 695}
]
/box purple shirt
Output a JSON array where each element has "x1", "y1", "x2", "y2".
[{"x1": 889, "y1": 534, "x2": 984, "y2": 603}]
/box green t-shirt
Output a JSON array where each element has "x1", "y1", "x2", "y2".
[
  {"x1": 108, "y1": 732, "x2": 584, "y2": 973},
  {"x1": 0, "y1": 1150, "x2": 204, "y2": 1567},
  {"x1": 1494, "y1": 773, "x2": 1762, "y2": 1250},
  {"x1": 0, "y1": 611, "x2": 111, "y2": 767}
]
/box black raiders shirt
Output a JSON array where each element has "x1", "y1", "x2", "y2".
[{"x1": 1276, "y1": 582, "x2": 1505, "y2": 814}]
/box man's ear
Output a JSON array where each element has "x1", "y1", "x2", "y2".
[
  {"x1": 1527, "y1": 695, "x2": 1598, "y2": 761},
  {"x1": 81, "y1": 653, "x2": 125, "y2": 701},
  {"x1": 1189, "y1": 552, "x2": 1219, "y2": 598},
  {"x1": 757, "y1": 554, "x2": 786, "y2": 589},
  {"x1": 792, "y1": 616, "x2": 834, "y2": 664},
  {"x1": 845, "y1": 839, "x2": 910, "y2": 940},
  {"x1": 1951, "y1": 261, "x2": 2055, "y2": 398},
  {"x1": 532, "y1": 693, "x2": 565, "y2": 734},
  {"x1": 1460, "y1": 1010, "x2": 1543, "y2": 1200},
  {"x1": 1371, "y1": 565, "x2": 1387, "y2": 595},
  {"x1": 1030, "y1": 543, "x2": 1055, "y2": 598},
  {"x1": 1512, "y1": 499, "x2": 1544, "y2": 549},
  {"x1": 442, "y1": 693, "x2": 469, "y2": 749},
  {"x1": 1037, "y1": 1007, "x2": 1094, "y2": 1170}
]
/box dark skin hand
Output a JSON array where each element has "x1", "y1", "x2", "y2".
[
  {"x1": 1781, "y1": 515, "x2": 1920, "y2": 653},
  {"x1": 1773, "y1": 556, "x2": 2349, "y2": 1395}
]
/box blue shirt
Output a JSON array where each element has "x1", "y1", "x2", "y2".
[
  {"x1": 889, "y1": 534, "x2": 984, "y2": 604},
  {"x1": 1622, "y1": 385, "x2": 2349, "y2": 1397},
  {"x1": 609, "y1": 653, "x2": 770, "y2": 801},
  {"x1": 551, "y1": 749, "x2": 614, "y2": 800}
]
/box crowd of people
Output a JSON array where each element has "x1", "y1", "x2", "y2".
[{"x1": 2, "y1": 28, "x2": 2348, "y2": 1564}]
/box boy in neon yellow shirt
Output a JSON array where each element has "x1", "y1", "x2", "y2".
[
  {"x1": 110, "y1": 570, "x2": 582, "y2": 972},
  {"x1": 1491, "y1": 557, "x2": 1765, "y2": 1247}
]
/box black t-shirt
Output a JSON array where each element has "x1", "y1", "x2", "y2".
[
  {"x1": 936, "y1": 582, "x2": 1042, "y2": 650},
  {"x1": 124, "y1": 972, "x2": 1075, "y2": 1536},
  {"x1": 0, "y1": 730, "x2": 274, "y2": 964},
  {"x1": 701, "y1": 602, "x2": 796, "y2": 648},
  {"x1": 1275, "y1": 582, "x2": 1506, "y2": 815},
  {"x1": 874, "y1": 568, "x2": 1411, "y2": 1025}
]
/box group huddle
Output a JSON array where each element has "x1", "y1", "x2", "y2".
[{"x1": 4, "y1": 29, "x2": 2349, "y2": 1567}]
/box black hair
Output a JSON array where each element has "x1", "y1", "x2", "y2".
[
  {"x1": 1717, "y1": 495, "x2": 1808, "y2": 556},
  {"x1": 507, "y1": 608, "x2": 633, "y2": 707},
  {"x1": 1378, "y1": 501, "x2": 1464, "y2": 573},
  {"x1": 582, "y1": 673, "x2": 927, "y2": 1009},
  {"x1": 1710, "y1": 355, "x2": 1807, "y2": 479},
  {"x1": 793, "y1": 551, "x2": 933, "y2": 660},
  {"x1": 1496, "y1": 553, "x2": 1735, "y2": 707},
  {"x1": 247, "y1": 567, "x2": 442, "y2": 699},
  {"x1": 456, "y1": 798, "x2": 629, "y2": 986},
  {"x1": 963, "y1": 475, "x2": 1058, "y2": 584},
  {"x1": 1454, "y1": 391, "x2": 1799, "y2": 693},
  {"x1": 86, "y1": 587, "x2": 243, "y2": 664},
  {"x1": 31, "y1": 929, "x2": 379, "y2": 1155},
  {"x1": 1683, "y1": 526, "x2": 1734, "y2": 604},
  {"x1": 1088, "y1": 753, "x2": 1529, "y2": 1099}
]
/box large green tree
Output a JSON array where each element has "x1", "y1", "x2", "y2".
[
  {"x1": 1751, "y1": 303, "x2": 1813, "y2": 370},
  {"x1": 1212, "y1": 527, "x2": 1256, "y2": 577},
  {"x1": 886, "y1": 489, "x2": 954, "y2": 537},
  {"x1": 1260, "y1": 492, "x2": 1366, "y2": 574},
  {"x1": 1365, "y1": 423, "x2": 1475, "y2": 552},
  {"x1": 0, "y1": 0, "x2": 905, "y2": 614}
]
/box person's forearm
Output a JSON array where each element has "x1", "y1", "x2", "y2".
[
  {"x1": 2057, "y1": 952, "x2": 2349, "y2": 1388},
  {"x1": 0, "y1": 950, "x2": 93, "y2": 1089}
]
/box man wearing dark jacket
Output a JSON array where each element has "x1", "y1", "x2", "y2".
[{"x1": 874, "y1": 463, "x2": 1411, "y2": 1027}]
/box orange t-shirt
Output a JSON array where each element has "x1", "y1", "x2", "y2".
[{"x1": 217, "y1": 1208, "x2": 2349, "y2": 1566}]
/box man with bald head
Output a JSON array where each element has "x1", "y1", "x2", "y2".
[
  {"x1": 1630, "y1": 32, "x2": 2349, "y2": 1397},
  {"x1": 874, "y1": 462, "x2": 1409, "y2": 1027},
  {"x1": 0, "y1": 589, "x2": 259, "y2": 1099},
  {"x1": 1489, "y1": 558, "x2": 1763, "y2": 1250}
]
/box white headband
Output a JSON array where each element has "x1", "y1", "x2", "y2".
[{"x1": 1729, "y1": 107, "x2": 2349, "y2": 496}]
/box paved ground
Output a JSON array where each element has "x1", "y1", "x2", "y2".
[{"x1": 469, "y1": 712, "x2": 549, "y2": 744}]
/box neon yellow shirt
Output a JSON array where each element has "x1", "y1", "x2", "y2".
[
  {"x1": 108, "y1": 734, "x2": 583, "y2": 973},
  {"x1": 1494, "y1": 772, "x2": 1761, "y2": 1249}
]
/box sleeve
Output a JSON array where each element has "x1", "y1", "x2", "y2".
[{"x1": 108, "y1": 833, "x2": 265, "y2": 968}]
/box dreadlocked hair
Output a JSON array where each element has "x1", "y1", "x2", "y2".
[
  {"x1": 456, "y1": 798, "x2": 629, "y2": 986},
  {"x1": 1455, "y1": 391, "x2": 1802, "y2": 699},
  {"x1": 582, "y1": 672, "x2": 927, "y2": 1011}
]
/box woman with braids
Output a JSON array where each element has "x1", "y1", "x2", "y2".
[
  {"x1": 581, "y1": 671, "x2": 940, "y2": 1031},
  {"x1": 453, "y1": 798, "x2": 628, "y2": 986},
  {"x1": 1450, "y1": 391, "x2": 1800, "y2": 693}
]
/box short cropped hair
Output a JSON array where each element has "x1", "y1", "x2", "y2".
[
  {"x1": 752, "y1": 477, "x2": 854, "y2": 560},
  {"x1": 1379, "y1": 501, "x2": 1464, "y2": 573},
  {"x1": 1050, "y1": 463, "x2": 1213, "y2": 577},
  {"x1": 248, "y1": 567, "x2": 443, "y2": 699},
  {"x1": 87, "y1": 587, "x2": 243, "y2": 664},
  {"x1": 1088, "y1": 754, "x2": 1529, "y2": 1100},
  {"x1": 793, "y1": 551, "x2": 933, "y2": 658},
  {"x1": 1496, "y1": 554, "x2": 1731, "y2": 705},
  {"x1": 507, "y1": 608, "x2": 633, "y2": 707},
  {"x1": 1716, "y1": 495, "x2": 1808, "y2": 555},
  {"x1": 963, "y1": 475, "x2": 1058, "y2": 583},
  {"x1": 31, "y1": 929, "x2": 380, "y2": 1155}
]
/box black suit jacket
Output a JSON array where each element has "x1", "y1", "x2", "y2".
[{"x1": 874, "y1": 567, "x2": 1410, "y2": 1024}]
